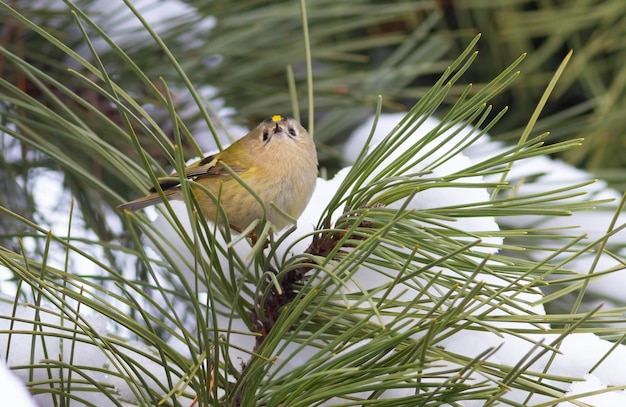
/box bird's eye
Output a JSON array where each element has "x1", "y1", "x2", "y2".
[
  {"x1": 262, "y1": 130, "x2": 269, "y2": 141},
  {"x1": 288, "y1": 127, "x2": 297, "y2": 137}
]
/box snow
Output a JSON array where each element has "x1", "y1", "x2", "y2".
[
  {"x1": 562, "y1": 374, "x2": 626, "y2": 406},
  {"x1": 3, "y1": 108, "x2": 626, "y2": 405},
  {"x1": 0, "y1": 297, "x2": 193, "y2": 406},
  {"x1": 2, "y1": 2, "x2": 626, "y2": 403},
  {"x1": 0, "y1": 359, "x2": 37, "y2": 407},
  {"x1": 347, "y1": 113, "x2": 626, "y2": 308},
  {"x1": 134, "y1": 112, "x2": 626, "y2": 405}
]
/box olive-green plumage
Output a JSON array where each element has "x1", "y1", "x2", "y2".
[{"x1": 118, "y1": 115, "x2": 318, "y2": 231}]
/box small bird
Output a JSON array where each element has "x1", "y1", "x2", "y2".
[{"x1": 118, "y1": 115, "x2": 318, "y2": 232}]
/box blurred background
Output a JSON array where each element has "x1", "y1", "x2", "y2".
[
  {"x1": 1, "y1": 0, "x2": 625, "y2": 241},
  {"x1": 2, "y1": 3, "x2": 626, "y2": 404}
]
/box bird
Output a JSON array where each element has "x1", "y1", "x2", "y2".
[{"x1": 118, "y1": 115, "x2": 318, "y2": 232}]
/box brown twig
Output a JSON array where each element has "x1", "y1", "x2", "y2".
[
  {"x1": 250, "y1": 204, "x2": 381, "y2": 350},
  {"x1": 229, "y1": 204, "x2": 382, "y2": 405}
]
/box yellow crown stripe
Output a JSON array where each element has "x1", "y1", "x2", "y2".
[{"x1": 271, "y1": 115, "x2": 284, "y2": 122}]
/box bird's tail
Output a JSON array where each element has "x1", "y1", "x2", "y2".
[{"x1": 117, "y1": 189, "x2": 179, "y2": 212}]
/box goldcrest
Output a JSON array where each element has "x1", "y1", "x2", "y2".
[{"x1": 118, "y1": 115, "x2": 318, "y2": 231}]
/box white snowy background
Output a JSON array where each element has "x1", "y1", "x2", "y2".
[
  {"x1": 1, "y1": 0, "x2": 626, "y2": 406},
  {"x1": 3, "y1": 111, "x2": 626, "y2": 405}
]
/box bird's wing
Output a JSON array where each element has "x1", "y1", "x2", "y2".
[{"x1": 149, "y1": 153, "x2": 248, "y2": 193}]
